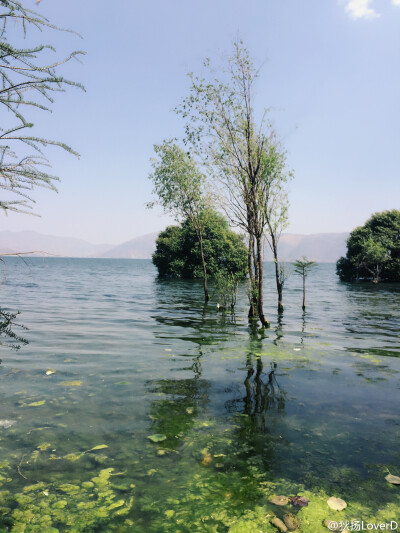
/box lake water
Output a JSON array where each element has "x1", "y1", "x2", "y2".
[{"x1": 0, "y1": 258, "x2": 399, "y2": 532}]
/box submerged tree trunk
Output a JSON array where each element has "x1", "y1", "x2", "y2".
[
  {"x1": 256, "y1": 235, "x2": 270, "y2": 328},
  {"x1": 273, "y1": 251, "x2": 283, "y2": 313},
  {"x1": 248, "y1": 233, "x2": 257, "y2": 318},
  {"x1": 198, "y1": 233, "x2": 209, "y2": 302},
  {"x1": 269, "y1": 232, "x2": 284, "y2": 313},
  {"x1": 277, "y1": 278, "x2": 283, "y2": 313},
  {"x1": 372, "y1": 265, "x2": 380, "y2": 284},
  {"x1": 302, "y1": 275, "x2": 306, "y2": 310}
]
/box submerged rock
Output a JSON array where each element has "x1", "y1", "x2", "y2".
[
  {"x1": 323, "y1": 519, "x2": 340, "y2": 530},
  {"x1": 271, "y1": 495, "x2": 289, "y2": 506},
  {"x1": 283, "y1": 512, "x2": 301, "y2": 531},
  {"x1": 327, "y1": 496, "x2": 347, "y2": 511},
  {"x1": 289, "y1": 495, "x2": 309, "y2": 508},
  {"x1": 385, "y1": 473, "x2": 400, "y2": 485},
  {"x1": 0, "y1": 420, "x2": 16, "y2": 428},
  {"x1": 271, "y1": 517, "x2": 288, "y2": 532},
  {"x1": 201, "y1": 453, "x2": 213, "y2": 466}
]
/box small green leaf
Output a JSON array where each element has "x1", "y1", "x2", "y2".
[
  {"x1": 64, "y1": 453, "x2": 84, "y2": 462},
  {"x1": 37, "y1": 443, "x2": 51, "y2": 451},
  {"x1": 90, "y1": 445, "x2": 108, "y2": 451},
  {"x1": 148, "y1": 434, "x2": 167, "y2": 443},
  {"x1": 108, "y1": 499, "x2": 125, "y2": 510},
  {"x1": 28, "y1": 400, "x2": 46, "y2": 407},
  {"x1": 59, "y1": 380, "x2": 82, "y2": 387}
]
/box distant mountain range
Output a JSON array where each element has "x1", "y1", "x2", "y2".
[
  {"x1": 100, "y1": 232, "x2": 158, "y2": 259},
  {"x1": 263, "y1": 233, "x2": 349, "y2": 263},
  {"x1": 0, "y1": 230, "x2": 349, "y2": 262},
  {"x1": 0, "y1": 231, "x2": 111, "y2": 258}
]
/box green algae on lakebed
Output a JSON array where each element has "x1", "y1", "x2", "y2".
[{"x1": 0, "y1": 434, "x2": 399, "y2": 532}]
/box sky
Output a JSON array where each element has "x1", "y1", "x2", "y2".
[{"x1": 1, "y1": 0, "x2": 399, "y2": 245}]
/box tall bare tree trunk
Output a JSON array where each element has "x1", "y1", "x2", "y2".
[
  {"x1": 276, "y1": 274, "x2": 283, "y2": 313},
  {"x1": 269, "y1": 232, "x2": 284, "y2": 313},
  {"x1": 198, "y1": 233, "x2": 209, "y2": 302},
  {"x1": 248, "y1": 234, "x2": 257, "y2": 318},
  {"x1": 256, "y1": 235, "x2": 270, "y2": 327},
  {"x1": 273, "y1": 251, "x2": 284, "y2": 313}
]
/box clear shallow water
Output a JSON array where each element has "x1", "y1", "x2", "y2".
[{"x1": 0, "y1": 258, "x2": 399, "y2": 532}]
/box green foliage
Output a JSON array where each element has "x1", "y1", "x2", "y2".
[
  {"x1": 176, "y1": 40, "x2": 292, "y2": 325},
  {"x1": 152, "y1": 210, "x2": 248, "y2": 280},
  {"x1": 337, "y1": 210, "x2": 400, "y2": 283},
  {"x1": 293, "y1": 257, "x2": 317, "y2": 310},
  {"x1": 150, "y1": 225, "x2": 185, "y2": 278},
  {"x1": 292, "y1": 257, "x2": 317, "y2": 278},
  {"x1": 147, "y1": 140, "x2": 212, "y2": 299},
  {"x1": 214, "y1": 270, "x2": 240, "y2": 309},
  {"x1": 0, "y1": 0, "x2": 85, "y2": 215},
  {"x1": 0, "y1": 308, "x2": 28, "y2": 349},
  {"x1": 147, "y1": 140, "x2": 205, "y2": 221}
]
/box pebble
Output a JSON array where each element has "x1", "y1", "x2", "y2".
[{"x1": 271, "y1": 517, "x2": 288, "y2": 532}]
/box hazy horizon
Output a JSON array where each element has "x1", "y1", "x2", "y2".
[
  {"x1": 0, "y1": 228, "x2": 349, "y2": 262},
  {"x1": 0, "y1": 228, "x2": 351, "y2": 248}
]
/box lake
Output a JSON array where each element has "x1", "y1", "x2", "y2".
[{"x1": 0, "y1": 258, "x2": 399, "y2": 532}]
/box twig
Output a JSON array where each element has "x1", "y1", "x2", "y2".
[
  {"x1": 0, "y1": 250, "x2": 62, "y2": 256},
  {"x1": 18, "y1": 454, "x2": 28, "y2": 479},
  {"x1": 0, "y1": 250, "x2": 63, "y2": 289}
]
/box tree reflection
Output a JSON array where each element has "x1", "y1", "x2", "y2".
[
  {"x1": 226, "y1": 354, "x2": 285, "y2": 418},
  {"x1": 273, "y1": 312, "x2": 284, "y2": 345},
  {"x1": 146, "y1": 375, "x2": 210, "y2": 450},
  {"x1": 147, "y1": 292, "x2": 211, "y2": 449}
]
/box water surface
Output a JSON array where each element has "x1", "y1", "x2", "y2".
[{"x1": 0, "y1": 259, "x2": 399, "y2": 532}]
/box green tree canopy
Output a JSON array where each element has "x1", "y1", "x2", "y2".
[
  {"x1": 152, "y1": 210, "x2": 248, "y2": 280},
  {"x1": 147, "y1": 140, "x2": 211, "y2": 300},
  {"x1": 176, "y1": 41, "x2": 292, "y2": 326},
  {"x1": 293, "y1": 257, "x2": 317, "y2": 310},
  {"x1": 336, "y1": 210, "x2": 400, "y2": 283}
]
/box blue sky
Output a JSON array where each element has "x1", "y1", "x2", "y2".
[{"x1": 2, "y1": 0, "x2": 400, "y2": 244}]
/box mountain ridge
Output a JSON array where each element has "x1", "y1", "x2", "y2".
[{"x1": 0, "y1": 230, "x2": 349, "y2": 262}]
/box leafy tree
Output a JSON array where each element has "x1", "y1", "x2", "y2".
[
  {"x1": 0, "y1": 0, "x2": 85, "y2": 215},
  {"x1": 293, "y1": 257, "x2": 317, "y2": 310},
  {"x1": 177, "y1": 41, "x2": 291, "y2": 326},
  {"x1": 0, "y1": 1, "x2": 84, "y2": 350},
  {"x1": 262, "y1": 144, "x2": 292, "y2": 312},
  {"x1": 151, "y1": 225, "x2": 185, "y2": 278},
  {"x1": 152, "y1": 210, "x2": 248, "y2": 285},
  {"x1": 148, "y1": 140, "x2": 210, "y2": 300},
  {"x1": 336, "y1": 210, "x2": 400, "y2": 283}
]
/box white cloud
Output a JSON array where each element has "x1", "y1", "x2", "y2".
[
  {"x1": 392, "y1": 0, "x2": 400, "y2": 6},
  {"x1": 345, "y1": 0, "x2": 380, "y2": 19}
]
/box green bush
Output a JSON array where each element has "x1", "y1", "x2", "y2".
[
  {"x1": 152, "y1": 210, "x2": 248, "y2": 280},
  {"x1": 336, "y1": 210, "x2": 400, "y2": 283}
]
